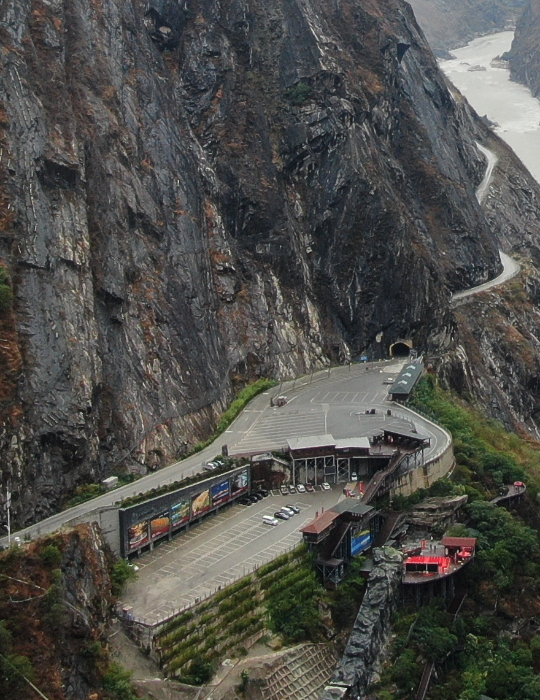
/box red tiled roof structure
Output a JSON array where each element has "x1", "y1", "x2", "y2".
[
  {"x1": 441, "y1": 537, "x2": 477, "y2": 549},
  {"x1": 300, "y1": 510, "x2": 340, "y2": 535}
]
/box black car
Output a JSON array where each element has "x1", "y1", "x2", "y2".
[
  {"x1": 257, "y1": 489, "x2": 269, "y2": 497},
  {"x1": 251, "y1": 492, "x2": 264, "y2": 501},
  {"x1": 239, "y1": 497, "x2": 252, "y2": 505},
  {"x1": 286, "y1": 504, "x2": 300, "y2": 514},
  {"x1": 274, "y1": 511, "x2": 290, "y2": 520}
]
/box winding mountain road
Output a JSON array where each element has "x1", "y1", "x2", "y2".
[
  {"x1": 451, "y1": 143, "x2": 520, "y2": 304},
  {"x1": 0, "y1": 146, "x2": 522, "y2": 548}
]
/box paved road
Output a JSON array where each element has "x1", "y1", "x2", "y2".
[
  {"x1": 452, "y1": 143, "x2": 520, "y2": 304},
  {"x1": 452, "y1": 250, "x2": 520, "y2": 303},
  {"x1": 476, "y1": 142, "x2": 497, "y2": 205},
  {"x1": 2, "y1": 361, "x2": 448, "y2": 546},
  {"x1": 122, "y1": 488, "x2": 340, "y2": 625}
]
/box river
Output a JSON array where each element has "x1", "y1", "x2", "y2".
[{"x1": 441, "y1": 31, "x2": 540, "y2": 184}]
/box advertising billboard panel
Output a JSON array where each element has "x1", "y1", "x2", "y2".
[
  {"x1": 128, "y1": 520, "x2": 149, "y2": 552},
  {"x1": 150, "y1": 511, "x2": 170, "y2": 541},
  {"x1": 231, "y1": 469, "x2": 249, "y2": 496},
  {"x1": 192, "y1": 489, "x2": 211, "y2": 517},
  {"x1": 211, "y1": 480, "x2": 230, "y2": 507},
  {"x1": 351, "y1": 529, "x2": 371, "y2": 556},
  {"x1": 171, "y1": 500, "x2": 190, "y2": 529}
]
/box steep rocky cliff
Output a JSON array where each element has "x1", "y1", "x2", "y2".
[
  {"x1": 0, "y1": 0, "x2": 538, "y2": 526},
  {"x1": 0, "y1": 524, "x2": 115, "y2": 700},
  {"x1": 407, "y1": 0, "x2": 525, "y2": 57},
  {"x1": 438, "y1": 131, "x2": 540, "y2": 438},
  {"x1": 509, "y1": 0, "x2": 540, "y2": 97}
]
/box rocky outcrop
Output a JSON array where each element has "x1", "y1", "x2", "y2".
[
  {"x1": 437, "y1": 133, "x2": 540, "y2": 437},
  {"x1": 0, "y1": 0, "x2": 539, "y2": 526},
  {"x1": 321, "y1": 547, "x2": 403, "y2": 700},
  {"x1": 407, "y1": 0, "x2": 525, "y2": 57},
  {"x1": 404, "y1": 495, "x2": 467, "y2": 533},
  {"x1": 509, "y1": 0, "x2": 540, "y2": 97},
  {"x1": 0, "y1": 524, "x2": 115, "y2": 700}
]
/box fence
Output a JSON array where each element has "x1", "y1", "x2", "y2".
[{"x1": 120, "y1": 541, "x2": 304, "y2": 648}]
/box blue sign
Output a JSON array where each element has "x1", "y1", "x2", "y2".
[
  {"x1": 211, "y1": 480, "x2": 230, "y2": 506},
  {"x1": 351, "y1": 531, "x2": 371, "y2": 555}
]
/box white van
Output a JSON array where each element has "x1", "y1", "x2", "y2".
[{"x1": 263, "y1": 515, "x2": 279, "y2": 526}]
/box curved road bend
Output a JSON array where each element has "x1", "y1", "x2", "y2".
[
  {"x1": 452, "y1": 143, "x2": 520, "y2": 304},
  {"x1": 2, "y1": 362, "x2": 450, "y2": 546},
  {"x1": 0, "y1": 142, "x2": 519, "y2": 546}
]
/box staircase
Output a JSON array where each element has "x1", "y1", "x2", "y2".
[{"x1": 260, "y1": 644, "x2": 338, "y2": 700}]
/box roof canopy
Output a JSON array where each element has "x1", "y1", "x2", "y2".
[
  {"x1": 300, "y1": 510, "x2": 340, "y2": 535},
  {"x1": 442, "y1": 536, "x2": 477, "y2": 548},
  {"x1": 287, "y1": 435, "x2": 336, "y2": 451}
]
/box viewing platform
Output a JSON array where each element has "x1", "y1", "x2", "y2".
[{"x1": 403, "y1": 536, "x2": 476, "y2": 586}]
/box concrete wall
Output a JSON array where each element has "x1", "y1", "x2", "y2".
[
  {"x1": 390, "y1": 446, "x2": 455, "y2": 498},
  {"x1": 66, "y1": 506, "x2": 121, "y2": 556}
]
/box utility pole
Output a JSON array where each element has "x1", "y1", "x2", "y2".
[{"x1": 6, "y1": 489, "x2": 10, "y2": 545}]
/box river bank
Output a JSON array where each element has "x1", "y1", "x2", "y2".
[{"x1": 442, "y1": 31, "x2": 540, "y2": 183}]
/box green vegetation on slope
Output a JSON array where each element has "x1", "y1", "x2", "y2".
[
  {"x1": 373, "y1": 376, "x2": 540, "y2": 700},
  {"x1": 0, "y1": 526, "x2": 143, "y2": 700},
  {"x1": 156, "y1": 546, "x2": 367, "y2": 684},
  {"x1": 409, "y1": 374, "x2": 539, "y2": 499}
]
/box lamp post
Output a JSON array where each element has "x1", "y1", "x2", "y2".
[{"x1": 4, "y1": 488, "x2": 11, "y2": 546}]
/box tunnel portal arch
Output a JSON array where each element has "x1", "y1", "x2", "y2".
[{"x1": 389, "y1": 340, "x2": 413, "y2": 358}]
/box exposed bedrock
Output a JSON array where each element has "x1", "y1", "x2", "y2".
[
  {"x1": 407, "y1": 0, "x2": 526, "y2": 57},
  {"x1": 509, "y1": 0, "x2": 540, "y2": 98},
  {"x1": 0, "y1": 0, "x2": 537, "y2": 524},
  {"x1": 321, "y1": 547, "x2": 404, "y2": 700}
]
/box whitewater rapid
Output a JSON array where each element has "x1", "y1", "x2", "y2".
[{"x1": 442, "y1": 31, "x2": 540, "y2": 184}]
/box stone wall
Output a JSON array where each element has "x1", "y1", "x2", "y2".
[{"x1": 321, "y1": 547, "x2": 404, "y2": 700}]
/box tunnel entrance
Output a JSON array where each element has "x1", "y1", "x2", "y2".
[{"x1": 389, "y1": 340, "x2": 413, "y2": 358}]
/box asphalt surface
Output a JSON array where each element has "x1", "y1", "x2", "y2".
[
  {"x1": 121, "y1": 487, "x2": 341, "y2": 625},
  {"x1": 452, "y1": 144, "x2": 520, "y2": 303},
  {"x1": 2, "y1": 360, "x2": 449, "y2": 546}
]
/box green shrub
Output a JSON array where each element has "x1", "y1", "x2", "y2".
[
  {"x1": 0, "y1": 267, "x2": 13, "y2": 314},
  {"x1": 178, "y1": 655, "x2": 214, "y2": 685},
  {"x1": 40, "y1": 544, "x2": 63, "y2": 567},
  {"x1": 111, "y1": 559, "x2": 138, "y2": 596},
  {"x1": 285, "y1": 82, "x2": 313, "y2": 105},
  {"x1": 158, "y1": 610, "x2": 194, "y2": 638},
  {"x1": 103, "y1": 662, "x2": 139, "y2": 700}
]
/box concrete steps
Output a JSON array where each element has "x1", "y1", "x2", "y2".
[{"x1": 261, "y1": 643, "x2": 338, "y2": 700}]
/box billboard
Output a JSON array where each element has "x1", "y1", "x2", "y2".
[
  {"x1": 150, "y1": 511, "x2": 170, "y2": 541},
  {"x1": 231, "y1": 469, "x2": 249, "y2": 496},
  {"x1": 192, "y1": 489, "x2": 211, "y2": 517},
  {"x1": 128, "y1": 520, "x2": 149, "y2": 552},
  {"x1": 171, "y1": 500, "x2": 190, "y2": 529},
  {"x1": 351, "y1": 529, "x2": 371, "y2": 556},
  {"x1": 211, "y1": 480, "x2": 229, "y2": 507}
]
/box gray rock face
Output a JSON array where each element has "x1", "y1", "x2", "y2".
[
  {"x1": 407, "y1": 0, "x2": 525, "y2": 57},
  {"x1": 509, "y1": 0, "x2": 540, "y2": 98},
  {"x1": 322, "y1": 547, "x2": 403, "y2": 700},
  {"x1": 0, "y1": 0, "x2": 536, "y2": 525}
]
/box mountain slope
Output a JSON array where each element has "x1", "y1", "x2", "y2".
[
  {"x1": 0, "y1": 0, "x2": 537, "y2": 525},
  {"x1": 509, "y1": 0, "x2": 540, "y2": 97},
  {"x1": 407, "y1": 0, "x2": 525, "y2": 56}
]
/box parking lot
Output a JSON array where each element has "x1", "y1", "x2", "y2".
[{"x1": 121, "y1": 487, "x2": 341, "y2": 625}]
